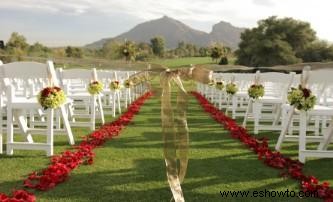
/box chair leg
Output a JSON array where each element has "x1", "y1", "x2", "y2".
[
  {"x1": 97, "y1": 95, "x2": 105, "y2": 125},
  {"x1": 60, "y1": 105, "x2": 75, "y2": 145},
  {"x1": 15, "y1": 110, "x2": 33, "y2": 143},
  {"x1": 318, "y1": 119, "x2": 333, "y2": 150},
  {"x1": 232, "y1": 96, "x2": 237, "y2": 119},
  {"x1": 6, "y1": 108, "x2": 14, "y2": 155},
  {"x1": 112, "y1": 92, "x2": 116, "y2": 117},
  {"x1": 117, "y1": 91, "x2": 121, "y2": 114},
  {"x1": 242, "y1": 99, "x2": 253, "y2": 128},
  {"x1": 46, "y1": 109, "x2": 54, "y2": 156},
  {"x1": 90, "y1": 95, "x2": 96, "y2": 131},
  {"x1": 0, "y1": 108, "x2": 2, "y2": 154},
  {"x1": 128, "y1": 88, "x2": 132, "y2": 104},
  {"x1": 299, "y1": 111, "x2": 307, "y2": 163},
  {"x1": 275, "y1": 106, "x2": 294, "y2": 151},
  {"x1": 314, "y1": 116, "x2": 320, "y2": 136},
  {"x1": 253, "y1": 101, "x2": 262, "y2": 135},
  {"x1": 272, "y1": 105, "x2": 282, "y2": 126},
  {"x1": 218, "y1": 91, "x2": 222, "y2": 110}
]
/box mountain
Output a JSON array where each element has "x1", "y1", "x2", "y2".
[
  {"x1": 85, "y1": 16, "x2": 245, "y2": 49},
  {"x1": 209, "y1": 21, "x2": 245, "y2": 49}
]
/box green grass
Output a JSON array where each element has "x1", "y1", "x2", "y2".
[
  {"x1": 0, "y1": 87, "x2": 332, "y2": 201},
  {"x1": 150, "y1": 57, "x2": 214, "y2": 68}
]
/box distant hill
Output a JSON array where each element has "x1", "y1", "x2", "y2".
[{"x1": 86, "y1": 16, "x2": 245, "y2": 49}]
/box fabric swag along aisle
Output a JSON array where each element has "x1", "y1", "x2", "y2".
[
  {"x1": 0, "y1": 92, "x2": 152, "y2": 202},
  {"x1": 127, "y1": 66, "x2": 213, "y2": 202},
  {"x1": 191, "y1": 91, "x2": 333, "y2": 201}
]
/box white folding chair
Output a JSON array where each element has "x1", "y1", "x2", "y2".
[
  {"x1": 275, "y1": 67, "x2": 333, "y2": 163},
  {"x1": 2, "y1": 61, "x2": 75, "y2": 156},
  {"x1": 242, "y1": 71, "x2": 295, "y2": 134},
  {"x1": 59, "y1": 68, "x2": 105, "y2": 130}
]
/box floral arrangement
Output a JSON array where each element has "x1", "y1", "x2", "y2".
[
  {"x1": 87, "y1": 81, "x2": 104, "y2": 95},
  {"x1": 124, "y1": 79, "x2": 133, "y2": 88},
  {"x1": 248, "y1": 84, "x2": 264, "y2": 99},
  {"x1": 215, "y1": 81, "x2": 224, "y2": 90},
  {"x1": 226, "y1": 83, "x2": 238, "y2": 95},
  {"x1": 287, "y1": 85, "x2": 316, "y2": 111},
  {"x1": 37, "y1": 86, "x2": 66, "y2": 110},
  {"x1": 208, "y1": 79, "x2": 215, "y2": 86},
  {"x1": 109, "y1": 81, "x2": 121, "y2": 91}
]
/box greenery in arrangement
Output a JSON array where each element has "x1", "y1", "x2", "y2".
[
  {"x1": 287, "y1": 85, "x2": 316, "y2": 111},
  {"x1": 226, "y1": 83, "x2": 238, "y2": 95},
  {"x1": 248, "y1": 84, "x2": 265, "y2": 99},
  {"x1": 109, "y1": 81, "x2": 121, "y2": 90},
  {"x1": 215, "y1": 81, "x2": 224, "y2": 90},
  {"x1": 37, "y1": 86, "x2": 66, "y2": 110},
  {"x1": 87, "y1": 81, "x2": 104, "y2": 95},
  {"x1": 124, "y1": 79, "x2": 134, "y2": 88}
]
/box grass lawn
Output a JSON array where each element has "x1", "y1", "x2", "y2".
[
  {"x1": 150, "y1": 57, "x2": 214, "y2": 68},
  {"x1": 0, "y1": 83, "x2": 332, "y2": 201}
]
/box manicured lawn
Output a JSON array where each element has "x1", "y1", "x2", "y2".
[
  {"x1": 151, "y1": 57, "x2": 214, "y2": 68},
  {"x1": 0, "y1": 84, "x2": 332, "y2": 201}
]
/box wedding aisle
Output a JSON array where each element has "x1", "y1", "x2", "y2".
[{"x1": 1, "y1": 91, "x2": 332, "y2": 201}]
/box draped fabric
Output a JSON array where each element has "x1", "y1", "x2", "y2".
[{"x1": 128, "y1": 66, "x2": 212, "y2": 202}]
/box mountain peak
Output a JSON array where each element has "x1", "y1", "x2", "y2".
[{"x1": 86, "y1": 17, "x2": 245, "y2": 49}]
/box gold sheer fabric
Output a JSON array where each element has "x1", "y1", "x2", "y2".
[{"x1": 128, "y1": 66, "x2": 212, "y2": 202}]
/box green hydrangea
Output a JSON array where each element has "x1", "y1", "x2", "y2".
[
  {"x1": 226, "y1": 83, "x2": 238, "y2": 95},
  {"x1": 87, "y1": 81, "x2": 104, "y2": 95},
  {"x1": 110, "y1": 81, "x2": 121, "y2": 90},
  {"x1": 287, "y1": 86, "x2": 316, "y2": 111},
  {"x1": 37, "y1": 87, "x2": 66, "y2": 109},
  {"x1": 208, "y1": 79, "x2": 216, "y2": 86},
  {"x1": 248, "y1": 84, "x2": 265, "y2": 99},
  {"x1": 215, "y1": 81, "x2": 224, "y2": 90}
]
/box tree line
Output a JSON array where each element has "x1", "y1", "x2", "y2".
[
  {"x1": 0, "y1": 33, "x2": 230, "y2": 64},
  {"x1": 235, "y1": 16, "x2": 333, "y2": 67},
  {"x1": 2, "y1": 16, "x2": 332, "y2": 67}
]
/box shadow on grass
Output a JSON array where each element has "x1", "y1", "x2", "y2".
[{"x1": 34, "y1": 156, "x2": 315, "y2": 202}]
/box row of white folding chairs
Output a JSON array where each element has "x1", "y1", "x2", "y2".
[
  {"x1": 199, "y1": 68, "x2": 333, "y2": 163},
  {"x1": 0, "y1": 61, "x2": 147, "y2": 156},
  {"x1": 0, "y1": 60, "x2": 75, "y2": 156}
]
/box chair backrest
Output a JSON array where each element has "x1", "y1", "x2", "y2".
[
  {"x1": 58, "y1": 68, "x2": 98, "y2": 94},
  {"x1": 233, "y1": 73, "x2": 255, "y2": 91},
  {"x1": 303, "y1": 67, "x2": 333, "y2": 99},
  {"x1": 259, "y1": 72, "x2": 295, "y2": 97},
  {"x1": 1, "y1": 60, "x2": 58, "y2": 99},
  {"x1": 59, "y1": 68, "x2": 97, "y2": 80}
]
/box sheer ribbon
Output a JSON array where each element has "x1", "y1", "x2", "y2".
[{"x1": 128, "y1": 66, "x2": 212, "y2": 202}]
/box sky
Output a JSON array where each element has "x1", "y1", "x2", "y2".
[{"x1": 1, "y1": 0, "x2": 333, "y2": 47}]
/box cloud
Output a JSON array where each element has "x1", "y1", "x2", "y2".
[
  {"x1": 252, "y1": 0, "x2": 275, "y2": 7},
  {"x1": 1, "y1": 0, "x2": 333, "y2": 45}
]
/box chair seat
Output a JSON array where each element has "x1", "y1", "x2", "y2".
[
  {"x1": 258, "y1": 95, "x2": 284, "y2": 104},
  {"x1": 234, "y1": 91, "x2": 248, "y2": 97},
  {"x1": 10, "y1": 97, "x2": 73, "y2": 109},
  {"x1": 295, "y1": 105, "x2": 333, "y2": 116}
]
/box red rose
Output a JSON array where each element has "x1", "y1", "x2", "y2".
[
  {"x1": 41, "y1": 87, "x2": 52, "y2": 97},
  {"x1": 302, "y1": 88, "x2": 311, "y2": 98}
]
